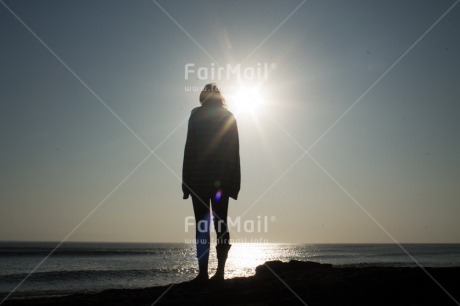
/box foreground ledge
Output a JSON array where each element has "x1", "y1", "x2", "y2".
[{"x1": 3, "y1": 260, "x2": 459, "y2": 305}]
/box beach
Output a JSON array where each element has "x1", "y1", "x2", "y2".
[{"x1": 2, "y1": 260, "x2": 459, "y2": 305}]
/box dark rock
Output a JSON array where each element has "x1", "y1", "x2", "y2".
[
  {"x1": 2, "y1": 261, "x2": 459, "y2": 306},
  {"x1": 255, "y1": 260, "x2": 332, "y2": 278}
]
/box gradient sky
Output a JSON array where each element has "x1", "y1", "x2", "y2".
[{"x1": 1, "y1": 0, "x2": 459, "y2": 243}]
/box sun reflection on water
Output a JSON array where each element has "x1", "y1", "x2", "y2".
[
  {"x1": 205, "y1": 243, "x2": 321, "y2": 279},
  {"x1": 212, "y1": 243, "x2": 279, "y2": 278}
]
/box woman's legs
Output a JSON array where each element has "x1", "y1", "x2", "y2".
[{"x1": 191, "y1": 190, "x2": 231, "y2": 282}]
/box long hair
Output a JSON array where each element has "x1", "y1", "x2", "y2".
[{"x1": 199, "y1": 83, "x2": 227, "y2": 108}]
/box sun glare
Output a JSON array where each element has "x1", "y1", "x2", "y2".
[
  {"x1": 225, "y1": 243, "x2": 268, "y2": 277},
  {"x1": 231, "y1": 85, "x2": 265, "y2": 114}
]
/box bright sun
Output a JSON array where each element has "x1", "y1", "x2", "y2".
[{"x1": 230, "y1": 85, "x2": 265, "y2": 114}]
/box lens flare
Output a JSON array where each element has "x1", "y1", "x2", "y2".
[{"x1": 215, "y1": 190, "x2": 222, "y2": 202}]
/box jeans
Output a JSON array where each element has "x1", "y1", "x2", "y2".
[{"x1": 191, "y1": 190, "x2": 230, "y2": 264}]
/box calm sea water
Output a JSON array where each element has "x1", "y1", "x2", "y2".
[{"x1": 1, "y1": 242, "x2": 459, "y2": 299}]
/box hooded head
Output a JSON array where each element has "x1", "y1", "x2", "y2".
[{"x1": 199, "y1": 83, "x2": 227, "y2": 108}]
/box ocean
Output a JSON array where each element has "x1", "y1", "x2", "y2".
[{"x1": 1, "y1": 242, "x2": 459, "y2": 300}]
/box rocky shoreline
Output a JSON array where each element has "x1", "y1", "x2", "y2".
[{"x1": 2, "y1": 260, "x2": 459, "y2": 305}]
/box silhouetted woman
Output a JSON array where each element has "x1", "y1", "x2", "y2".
[{"x1": 182, "y1": 83, "x2": 240, "y2": 282}]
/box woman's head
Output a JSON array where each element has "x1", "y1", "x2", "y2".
[{"x1": 199, "y1": 83, "x2": 227, "y2": 107}]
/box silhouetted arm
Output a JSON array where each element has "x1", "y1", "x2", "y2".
[
  {"x1": 182, "y1": 114, "x2": 195, "y2": 199},
  {"x1": 228, "y1": 116, "x2": 241, "y2": 200}
]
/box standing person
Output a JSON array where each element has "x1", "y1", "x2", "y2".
[{"x1": 182, "y1": 83, "x2": 241, "y2": 283}]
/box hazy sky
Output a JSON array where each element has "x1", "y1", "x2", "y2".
[{"x1": 1, "y1": 0, "x2": 459, "y2": 243}]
